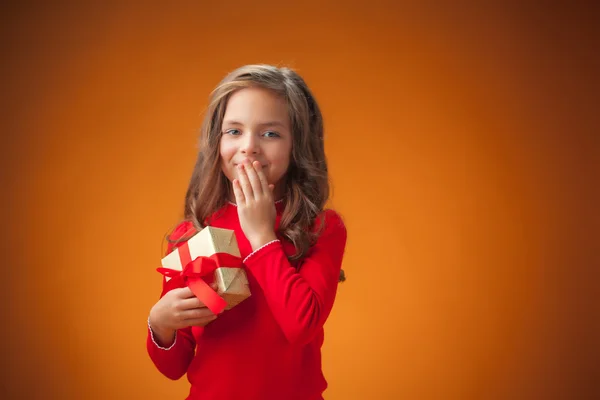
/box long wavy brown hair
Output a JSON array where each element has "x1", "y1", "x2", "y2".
[{"x1": 172, "y1": 64, "x2": 343, "y2": 279}]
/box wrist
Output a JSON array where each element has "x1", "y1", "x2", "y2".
[
  {"x1": 152, "y1": 324, "x2": 175, "y2": 338},
  {"x1": 148, "y1": 311, "x2": 174, "y2": 338},
  {"x1": 249, "y1": 232, "x2": 278, "y2": 251},
  {"x1": 148, "y1": 316, "x2": 176, "y2": 348}
]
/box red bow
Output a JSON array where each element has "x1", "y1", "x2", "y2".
[{"x1": 157, "y1": 241, "x2": 243, "y2": 315}]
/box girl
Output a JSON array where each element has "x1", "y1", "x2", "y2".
[{"x1": 147, "y1": 64, "x2": 347, "y2": 400}]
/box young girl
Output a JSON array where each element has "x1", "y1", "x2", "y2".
[{"x1": 147, "y1": 64, "x2": 347, "y2": 399}]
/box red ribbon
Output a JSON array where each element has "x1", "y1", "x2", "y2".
[{"x1": 157, "y1": 241, "x2": 243, "y2": 315}]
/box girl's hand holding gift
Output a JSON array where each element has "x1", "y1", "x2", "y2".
[
  {"x1": 149, "y1": 286, "x2": 218, "y2": 347},
  {"x1": 233, "y1": 160, "x2": 278, "y2": 251}
]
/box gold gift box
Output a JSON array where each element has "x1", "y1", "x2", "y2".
[{"x1": 161, "y1": 226, "x2": 251, "y2": 310}]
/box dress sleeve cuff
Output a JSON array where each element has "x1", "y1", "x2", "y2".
[
  {"x1": 148, "y1": 317, "x2": 177, "y2": 351},
  {"x1": 243, "y1": 239, "x2": 281, "y2": 264}
]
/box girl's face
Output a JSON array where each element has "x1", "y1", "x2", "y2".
[{"x1": 220, "y1": 87, "x2": 292, "y2": 200}]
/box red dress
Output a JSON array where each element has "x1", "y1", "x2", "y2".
[{"x1": 147, "y1": 202, "x2": 347, "y2": 399}]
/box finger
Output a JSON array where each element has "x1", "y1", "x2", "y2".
[
  {"x1": 232, "y1": 178, "x2": 245, "y2": 205},
  {"x1": 179, "y1": 296, "x2": 207, "y2": 310},
  {"x1": 182, "y1": 307, "x2": 216, "y2": 321},
  {"x1": 173, "y1": 286, "x2": 196, "y2": 299},
  {"x1": 268, "y1": 184, "x2": 275, "y2": 193},
  {"x1": 245, "y1": 161, "x2": 264, "y2": 196},
  {"x1": 253, "y1": 161, "x2": 271, "y2": 195},
  {"x1": 178, "y1": 283, "x2": 218, "y2": 309},
  {"x1": 237, "y1": 164, "x2": 254, "y2": 200}
]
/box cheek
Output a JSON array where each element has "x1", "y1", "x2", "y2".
[
  {"x1": 269, "y1": 151, "x2": 291, "y2": 177},
  {"x1": 219, "y1": 141, "x2": 235, "y2": 161}
]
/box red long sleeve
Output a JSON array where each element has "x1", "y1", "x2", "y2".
[
  {"x1": 146, "y1": 323, "x2": 196, "y2": 380},
  {"x1": 244, "y1": 210, "x2": 347, "y2": 345}
]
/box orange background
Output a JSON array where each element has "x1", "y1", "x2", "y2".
[{"x1": 1, "y1": 2, "x2": 597, "y2": 399}]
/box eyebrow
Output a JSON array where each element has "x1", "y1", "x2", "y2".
[{"x1": 223, "y1": 120, "x2": 288, "y2": 129}]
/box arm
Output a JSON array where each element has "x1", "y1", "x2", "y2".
[
  {"x1": 146, "y1": 222, "x2": 197, "y2": 380},
  {"x1": 243, "y1": 210, "x2": 347, "y2": 345}
]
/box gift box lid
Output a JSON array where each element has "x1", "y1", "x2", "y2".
[{"x1": 161, "y1": 226, "x2": 241, "y2": 276}]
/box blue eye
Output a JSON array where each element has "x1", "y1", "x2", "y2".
[
  {"x1": 264, "y1": 131, "x2": 280, "y2": 138},
  {"x1": 225, "y1": 129, "x2": 241, "y2": 136}
]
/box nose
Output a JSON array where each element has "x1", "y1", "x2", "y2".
[{"x1": 240, "y1": 133, "x2": 260, "y2": 155}]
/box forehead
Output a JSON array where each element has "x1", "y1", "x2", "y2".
[{"x1": 223, "y1": 86, "x2": 290, "y2": 127}]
